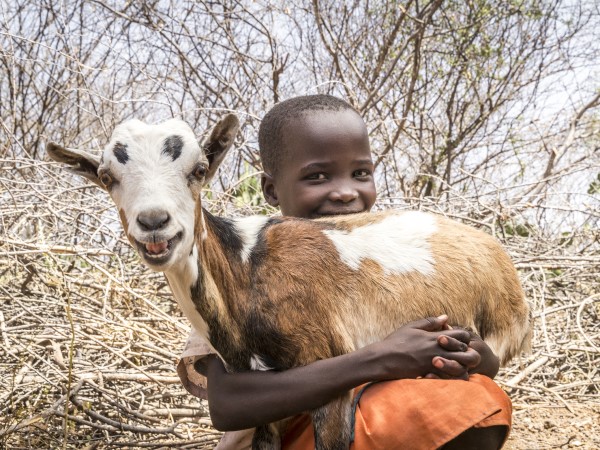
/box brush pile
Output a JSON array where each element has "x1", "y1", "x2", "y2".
[{"x1": 1, "y1": 157, "x2": 598, "y2": 449}]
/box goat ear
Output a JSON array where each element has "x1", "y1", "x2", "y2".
[
  {"x1": 46, "y1": 142, "x2": 104, "y2": 190},
  {"x1": 203, "y1": 114, "x2": 239, "y2": 183}
]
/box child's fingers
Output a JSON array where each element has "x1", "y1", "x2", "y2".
[
  {"x1": 437, "y1": 335, "x2": 468, "y2": 352},
  {"x1": 408, "y1": 315, "x2": 448, "y2": 332},
  {"x1": 431, "y1": 357, "x2": 469, "y2": 380},
  {"x1": 439, "y1": 329, "x2": 471, "y2": 345},
  {"x1": 440, "y1": 348, "x2": 481, "y2": 369},
  {"x1": 423, "y1": 373, "x2": 441, "y2": 379}
]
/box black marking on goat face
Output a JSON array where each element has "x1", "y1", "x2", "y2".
[
  {"x1": 113, "y1": 142, "x2": 129, "y2": 164},
  {"x1": 162, "y1": 135, "x2": 184, "y2": 161}
]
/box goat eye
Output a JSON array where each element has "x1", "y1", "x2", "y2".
[
  {"x1": 193, "y1": 164, "x2": 207, "y2": 179},
  {"x1": 99, "y1": 172, "x2": 113, "y2": 188}
]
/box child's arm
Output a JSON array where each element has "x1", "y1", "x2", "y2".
[{"x1": 201, "y1": 316, "x2": 478, "y2": 431}]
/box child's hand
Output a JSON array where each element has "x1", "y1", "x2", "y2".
[
  {"x1": 423, "y1": 334, "x2": 481, "y2": 380},
  {"x1": 425, "y1": 329, "x2": 500, "y2": 380},
  {"x1": 465, "y1": 332, "x2": 500, "y2": 378},
  {"x1": 370, "y1": 315, "x2": 476, "y2": 381}
]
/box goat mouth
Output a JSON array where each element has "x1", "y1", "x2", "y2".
[{"x1": 136, "y1": 232, "x2": 183, "y2": 266}]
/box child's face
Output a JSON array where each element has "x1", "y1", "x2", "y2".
[{"x1": 262, "y1": 109, "x2": 376, "y2": 218}]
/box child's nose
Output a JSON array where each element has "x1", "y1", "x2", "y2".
[{"x1": 329, "y1": 185, "x2": 359, "y2": 203}]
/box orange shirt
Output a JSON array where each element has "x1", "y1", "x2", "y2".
[{"x1": 283, "y1": 375, "x2": 511, "y2": 450}]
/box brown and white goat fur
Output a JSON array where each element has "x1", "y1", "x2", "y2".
[{"x1": 47, "y1": 115, "x2": 531, "y2": 450}]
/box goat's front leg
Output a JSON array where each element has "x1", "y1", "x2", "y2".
[
  {"x1": 252, "y1": 422, "x2": 282, "y2": 450},
  {"x1": 311, "y1": 392, "x2": 353, "y2": 450}
]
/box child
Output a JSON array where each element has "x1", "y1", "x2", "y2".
[{"x1": 178, "y1": 95, "x2": 511, "y2": 449}]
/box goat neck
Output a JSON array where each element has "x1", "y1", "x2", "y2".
[{"x1": 168, "y1": 205, "x2": 252, "y2": 369}]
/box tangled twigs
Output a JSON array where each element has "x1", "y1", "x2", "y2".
[
  {"x1": 576, "y1": 294, "x2": 600, "y2": 353},
  {"x1": 1, "y1": 154, "x2": 599, "y2": 448},
  {"x1": 66, "y1": 395, "x2": 183, "y2": 437}
]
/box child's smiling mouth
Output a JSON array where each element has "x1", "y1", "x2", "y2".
[{"x1": 312, "y1": 208, "x2": 364, "y2": 218}]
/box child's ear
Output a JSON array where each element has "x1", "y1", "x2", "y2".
[{"x1": 261, "y1": 173, "x2": 280, "y2": 207}]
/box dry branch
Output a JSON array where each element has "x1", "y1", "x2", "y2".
[{"x1": 1, "y1": 1, "x2": 599, "y2": 448}]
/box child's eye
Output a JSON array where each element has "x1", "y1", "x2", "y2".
[
  {"x1": 306, "y1": 173, "x2": 327, "y2": 181},
  {"x1": 353, "y1": 169, "x2": 372, "y2": 179}
]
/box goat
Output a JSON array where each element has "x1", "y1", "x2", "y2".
[{"x1": 47, "y1": 114, "x2": 531, "y2": 450}]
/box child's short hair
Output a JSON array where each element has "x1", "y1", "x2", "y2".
[{"x1": 258, "y1": 94, "x2": 357, "y2": 176}]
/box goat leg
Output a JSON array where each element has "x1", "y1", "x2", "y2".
[
  {"x1": 311, "y1": 392, "x2": 353, "y2": 450},
  {"x1": 252, "y1": 422, "x2": 282, "y2": 450}
]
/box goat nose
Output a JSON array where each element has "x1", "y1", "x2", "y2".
[{"x1": 137, "y1": 210, "x2": 170, "y2": 231}]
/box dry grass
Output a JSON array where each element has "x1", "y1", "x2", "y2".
[{"x1": 1, "y1": 156, "x2": 599, "y2": 449}]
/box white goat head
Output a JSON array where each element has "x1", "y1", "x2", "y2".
[{"x1": 47, "y1": 115, "x2": 239, "y2": 271}]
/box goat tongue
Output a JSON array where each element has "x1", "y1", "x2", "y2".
[{"x1": 146, "y1": 241, "x2": 168, "y2": 255}]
